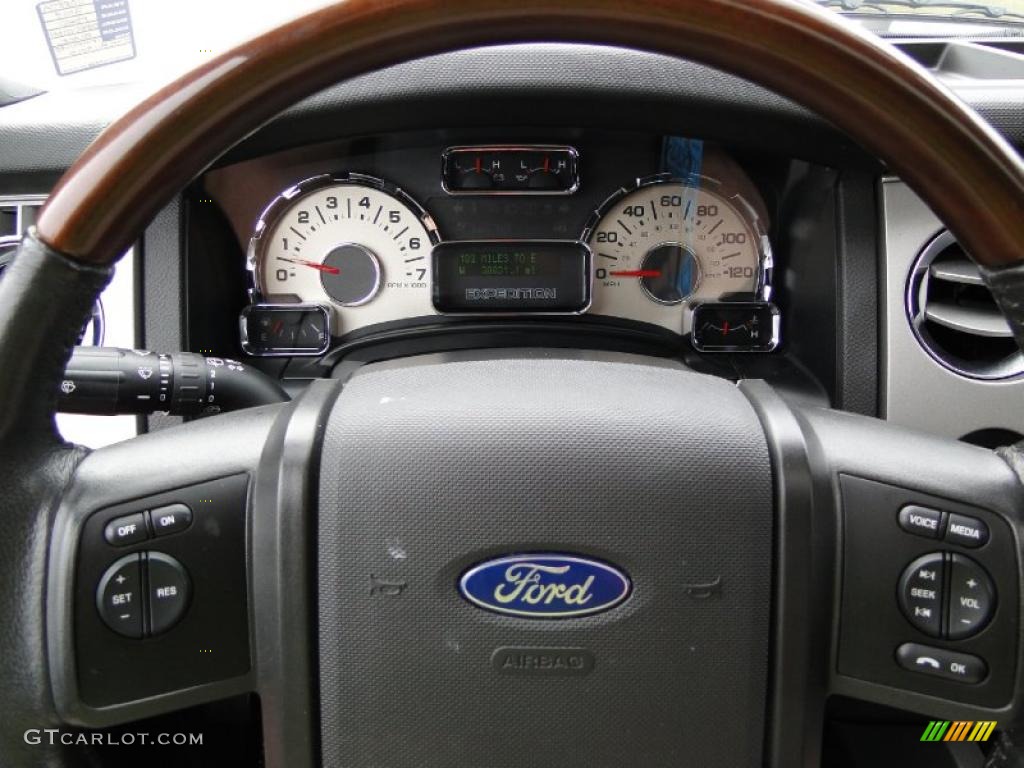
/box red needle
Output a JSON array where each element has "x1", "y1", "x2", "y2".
[
  {"x1": 475, "y1": 157, "x2": 482, "y2": 173},
  {"x1": 722, "y1": 321, "x2": 730, "y2": 335},
  {"x1": 609, "y1": 269, "x2": 662, "y2": 278},
  {"x1": 544, "y1": 156, "x2": 550, "y2": 172},
  {"x1": 278, "y1": 256, "x2": 340, "y2": 275}
]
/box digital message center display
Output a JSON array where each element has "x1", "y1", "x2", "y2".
[{"x1": 432, "y1": 241, "x2": 591, "y2": 313}]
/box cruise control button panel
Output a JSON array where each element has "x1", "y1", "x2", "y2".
[
  {"x1": 95, "y1": 552, "x2": 192, "y2": 638},
  {"x1": 74, "y1": 474, "x2": 250, "y2": 708},
  {"x1": 896, "y1": 643, "x2": 987, "y2": 684}
]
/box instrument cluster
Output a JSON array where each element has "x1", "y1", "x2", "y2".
[{"x1": 238, "y1": 142, "x2": 778, "y2": 356}]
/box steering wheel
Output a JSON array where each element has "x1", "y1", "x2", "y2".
[{"x1": 2, "y1": 1, "x2": 1024, "y2": 766}]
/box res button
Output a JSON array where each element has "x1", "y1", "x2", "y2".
[{"x1": 147, "y1": 552, "x2": 191, "y2": 635}]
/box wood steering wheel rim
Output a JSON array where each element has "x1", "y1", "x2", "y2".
[{"x1": 33, "y1": 0, "x2": 1024, "y2": 273}]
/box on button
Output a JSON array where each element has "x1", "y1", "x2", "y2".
[{"x1": 150, "y1": 503, "x2": 193, "y2": 537}]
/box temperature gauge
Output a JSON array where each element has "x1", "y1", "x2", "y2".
[
  {"x1": 691, "y1": 302, "x2": 780, "y2": 352},
  {"x1": 442, "y1": 145, "x2": 579, "y2": 195},
  {"x1": 240, "y1": 304, "x2": 331, "y2": 357}
]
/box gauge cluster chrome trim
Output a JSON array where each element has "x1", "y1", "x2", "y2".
[
  {"x1": 429, "y1": 239, "x2": 593, "y2": 317},
  {"x1": 440, "y1": 144, "x2": 580, "y2": 196},
  {"x1": 689, "y1": 301, "x2": 781, "y2": 353},
  {"x1": 239, "y1": 303, "x2": 332, "y2": 357},
  {"x1": 245, "y1": 171, "x2": 441, "y2": 306}
]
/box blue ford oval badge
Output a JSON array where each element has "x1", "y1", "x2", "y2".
[{"x1": 459, "y1": 554, "x2": 631, "y2": 618}]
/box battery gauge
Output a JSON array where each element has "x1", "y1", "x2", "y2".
[
  {"x1": 691, "y1": 302, "x2": 780, "y2": 352},
  {"x1": 442, "y1": 145, "x2": 579, "y2": 195},
  {"x1": 240, "y1": 304, "x2": 331, "y2": 357}
]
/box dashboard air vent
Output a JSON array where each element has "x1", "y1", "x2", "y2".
[{"x1": 907, "y1": 230, "x2": 1023, "y2": 379}]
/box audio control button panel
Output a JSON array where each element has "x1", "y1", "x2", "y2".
[{"x1": 838, "y1": 475, "x2": 1018, "y2": 708}]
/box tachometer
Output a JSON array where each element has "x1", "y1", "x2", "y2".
[
  {"x1": 584, "y1": 175, "x2": 771, "y2": 334},
  {"x1": 247, "y1": 173, "x2": 439, "y2": 336}
]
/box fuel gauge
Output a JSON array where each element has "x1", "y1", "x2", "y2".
[
  {"x1": 691, "y1": 302, "x2": 780, "y2": 352},
  {"x1": 240, "y1": 304, "x2": 331, "y2": 357},
  {"x1": 442, "y1": 145, "x2": 579, "y2": 195}
]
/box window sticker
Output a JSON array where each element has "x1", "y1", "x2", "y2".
[{"x1": 36, "y1": 0, "x2": 135, "y2": 76}]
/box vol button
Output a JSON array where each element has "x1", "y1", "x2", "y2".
[
  {"x1": 96, "y1": 554, "x2": 144, "y2": 638},
  {"x1": 947, "y1": 554, "x2": 996, "y2": 640}
]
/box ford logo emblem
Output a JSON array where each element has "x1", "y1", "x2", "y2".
[{"x1": 459, "y1": 554, "x2": 631, "y2": 618}]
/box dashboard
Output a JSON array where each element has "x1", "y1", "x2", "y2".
[{"x1": 202, "y1": 132, "x2": 786, "y2": 377}]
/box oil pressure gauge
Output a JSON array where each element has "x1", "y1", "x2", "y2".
[{"x1": 442, "y1": 145, "x2": 579, "y2": 194}]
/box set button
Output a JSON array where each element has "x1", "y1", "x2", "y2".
[
  {"x1": 103, "y1": 503, "x2": 193, "y2": 547},
  {"x1": 96, "y1": 554, "x2": 144, "y2": 638},
  {"x1": 897, "y1": 504, "x2": 990, "y2": 549},
  {"x1": 96, "y1": 552, "x2": 191, "y2": 638}
]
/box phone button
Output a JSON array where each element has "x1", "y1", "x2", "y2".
[{"x1": 896, "y1": 642, "x2": 987, "y2": 684}]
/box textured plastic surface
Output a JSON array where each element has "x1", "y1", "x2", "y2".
[{"x1": 318, "y1": 357, "x2": 773, "y2": 768}]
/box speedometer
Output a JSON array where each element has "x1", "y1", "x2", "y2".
[
  {"x1": 247, "y1": 173, "x2": 439, "y2": 336},
  {"x1": 584, "y1": 175, "x2": 771, "y2": 334}
]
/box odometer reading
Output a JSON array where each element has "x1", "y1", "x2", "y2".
[
  {"x1": 433, "y1": 241, "x2": 590, "y2": 313},
  {"x1": 455, "y1": 249, "x2": 561, "y2": 278}
]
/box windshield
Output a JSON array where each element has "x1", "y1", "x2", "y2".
[{"x1": 2, "y1": 0, "x2": 1024, "y2": 94}]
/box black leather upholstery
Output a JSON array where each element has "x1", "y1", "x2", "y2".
[{"x1": 0, "y1": 233, "x2": 111, "y2": 766}]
